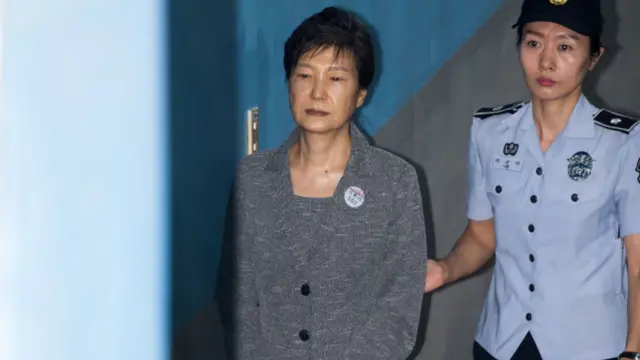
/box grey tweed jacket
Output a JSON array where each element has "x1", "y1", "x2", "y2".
[{"x1": 217, "y1": 123, "x2": 427, "y2": 360}]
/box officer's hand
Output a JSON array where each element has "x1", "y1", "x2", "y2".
[{"x1": 424, "y1": 259, "x2": 448, "y2": 293}]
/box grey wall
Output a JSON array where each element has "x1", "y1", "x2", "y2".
[{"x1": 374, "y1": 0, "x2": 640, "y2": 359}]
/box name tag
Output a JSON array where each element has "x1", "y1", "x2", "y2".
[{"x1": 493, "y1": 156, "x2": 523, "y2": 172}]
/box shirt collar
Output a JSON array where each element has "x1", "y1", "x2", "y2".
[{"x1": 514, "y1": 94, "x2": 597, "y2": 138}]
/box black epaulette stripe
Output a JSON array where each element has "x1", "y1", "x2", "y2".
[
  {"x1": 593, "y1": 109, "x2": 640, "y2": 134},
  {"x1": 474, "y1": 101, "x2": 524, "y2": 120},
  {"x1": 594, "y1": 121, "x2": 639, "y2": 134}
]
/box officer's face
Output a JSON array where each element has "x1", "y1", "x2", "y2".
[
  {"x1": 519, "y1": 22, "x2": 603, "y2": 101},
  {"x1": 288, "y1": 47, "x2": 367, "y2": 134}
]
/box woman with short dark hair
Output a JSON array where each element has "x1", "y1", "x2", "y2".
[{"x1": 218, "y1": 6, "x2": 427, "y2": 360}]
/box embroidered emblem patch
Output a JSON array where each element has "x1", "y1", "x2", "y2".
[
  {"x1": 567, "y1": 151, "x2": 595, "y2": 181},
  {"x1": 503, "y1": 142, "x2": 519, "y2": 156},
  {"x1": 549, "y1": 0, "x2": 567, "y2": 5}
]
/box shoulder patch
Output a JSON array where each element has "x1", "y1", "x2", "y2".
[
  {"x1": 474, "y1": 101, "x2": 525, "y2": 120},
  {"x1": 593, "y1": 109, "x2": 640, "y2": 134}
]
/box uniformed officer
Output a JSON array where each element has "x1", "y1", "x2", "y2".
[{"x1": 424, "y1": 0, "x2": 640, "y2": 359}]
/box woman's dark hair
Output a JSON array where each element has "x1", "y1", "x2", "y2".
[
  {"x1": 283, "y1": 6, "x2": 375, "y2": 90},
  {"x1": 516, "y1": 25, "x2": 602, "y2": 57}
]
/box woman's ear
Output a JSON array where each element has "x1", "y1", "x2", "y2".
[
  {"x1": 356, "y1": 88, "x2": 368, "y2": 108},
  {"x1": 588, "y1": 46, "x2": 605, "y2": 71}
]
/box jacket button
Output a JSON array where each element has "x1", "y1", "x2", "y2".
[
  {"x1": 526, "y1": 313, "x2": 532, "y2": 321},
  {"x1": 529, "y1": 254, "x2": 535, "y2": 262},
  {"x1": 495, "y1": 185, "x2": 502, "y2": 194},
  {"x1": 530, "y1": 195, "x2": 538, "y2": 203},
  {"x1": 301, "y1": 284, "x2": 310, "y2": 296},
  {"x1": 299, "y1": 330, "x2": 310, "y2": 341},
  {"x1": 529, "y1": 284, "x2": 535, "y2": 292},
  {"x1": 536, "y1": 167, "x2": 543, "y2": 176},
  {"x1": 571, "y1": 193, "x2": 579, "y2": 202},
  {"x1": 528, "y1": 224, "x2": 535, "y2": 233}
]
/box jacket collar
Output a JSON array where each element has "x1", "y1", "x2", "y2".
[{"x1": 265, "y1": 122, "x2": 374, "y2": 176}]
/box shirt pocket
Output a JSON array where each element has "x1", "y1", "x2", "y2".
[
  {"x1": 545, "y1": 176, "x2": 603, "y2": 204},
  {"x1": 485, "y1": 167, "x2": 528, "y2": 208},
  {"x1": 544, "y1": 151, "x2": 615, "y2": 205}
]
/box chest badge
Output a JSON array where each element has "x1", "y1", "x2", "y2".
[
  {"x1": 493, "y1": 156, "x2": 523, "y2": 172},
  {"x1": 635, "y1": 158, "x2": 640, "y2": 184},
  {"x1": 503, "y1": 142, "x2": 519, "y2": 156},
  {"x1": 344, "y1": 186, "x2": 365, "y2": 208},
  {"x1": 567, "y1": 151, "x2": 595, "y2": 181}
]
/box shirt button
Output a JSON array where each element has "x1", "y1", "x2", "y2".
[
  {"x1": 536, "y1": 167, "x2": 543, "y2": 176},
  {"x1": 299, "y1": 330, "x2": 310, "y2": 341},
  {"x1": 528, "y1": 224, "x2": 535, "y2": 233},
  {"x1": 529, "y1": 284, "x2": 535, "y2": 292},
  {"x1": 301, "y1": 284, "x2": 310, "y2": 296},
  {"x1": 495, "y1": 185, "x2": 502, "y2": 194},
  {"x1": 529, "y1": 254, "x2": 535, "y2": 262},
  {"x1": 526, "y1": 313, "x2": 532, "y2": 321},
  {"x1": 530, "y1": 195, "x2": 538, "y2": 203},
  {"x1": 571, "y1": 193, "x2": 579, "y2": 202}
]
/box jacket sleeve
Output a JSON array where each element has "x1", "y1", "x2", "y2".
[
  {"x1": 216, "y1": 160, "x2": 260, "y2": 360},
  {"x1": 343, "y1": 166, "x2": 428, "y2": 359}
]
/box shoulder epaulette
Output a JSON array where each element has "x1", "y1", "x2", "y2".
[
  {"x1": 474, "y1": 101, "x2": 525, "y2": 120},
  {"x1": 593, "y1": 109, "x2": 639, "y2": 134}
]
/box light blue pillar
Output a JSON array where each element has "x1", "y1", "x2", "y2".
[{"x1": 0, "y1": 1, "x2": 169, "y2": 359}]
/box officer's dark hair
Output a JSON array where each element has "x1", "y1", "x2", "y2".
[
  {"x1": 515, "y1": 25, "x2": 602, "y2": 58},
  {"x1": 283, "y1": 6, "x2": 375, "y2": 90}
]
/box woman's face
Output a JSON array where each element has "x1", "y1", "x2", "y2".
[
  {"x1": 519, "y1": 21, "x2": 603, "y2": 102},
  {"x1": 288, "y1": 46, "x2": 367, "y2": 134}
]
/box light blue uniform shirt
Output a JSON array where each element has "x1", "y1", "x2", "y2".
[{"x1": 468, "y1": 94, "x2": 640, "y2": 360}]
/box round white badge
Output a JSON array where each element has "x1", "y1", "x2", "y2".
[{"x1": 344, "y1": 186, "x2": 365, "y2": 208}]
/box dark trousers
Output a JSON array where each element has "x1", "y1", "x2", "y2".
[{"x1": 473, "y1": 332, "x2": 617, "y2": 360}]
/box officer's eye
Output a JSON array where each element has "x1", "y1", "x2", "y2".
[
  {"x1": 526, "y1": 40, "x2": 539, "y2": 48},
  {"x1": 559, "y1": 44, "x2": 572, "y2": 51}
]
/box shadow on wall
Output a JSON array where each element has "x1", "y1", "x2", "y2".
[{"x1": 169, "y1": 0, "x2": 237, "y2": 359}]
